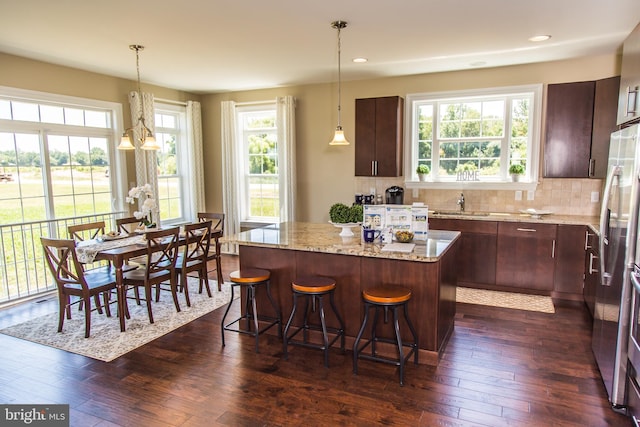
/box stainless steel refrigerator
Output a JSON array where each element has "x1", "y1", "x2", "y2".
[{"x1": 595, "y1": 124, "x2": 640, "y2": 411}]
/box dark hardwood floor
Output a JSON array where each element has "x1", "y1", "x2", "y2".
[{"x1": 0, "y1": 255, "x2": 632, "y2": 426}]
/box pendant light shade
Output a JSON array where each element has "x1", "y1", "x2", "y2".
[
  {"x1": 118, "y1": 134, "x2": 135, "y2": 150},
  {"x1": 329, "y1": 20, "x2": 349, "y2": 146},
  {"x1": 118, "y1": 45, "x2": 158, "y2": 151}
]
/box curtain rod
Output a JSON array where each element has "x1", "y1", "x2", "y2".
[{"x1": 154, "y1": 97, "x2": 188, "y2": 106}]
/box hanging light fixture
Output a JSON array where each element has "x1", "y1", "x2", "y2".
[
  {"x1": 329, "y1": 20, "x2": 349, "y2": 146},
  {"x1": 118, "y1": 44, "x2": 159, "y2": 151}
]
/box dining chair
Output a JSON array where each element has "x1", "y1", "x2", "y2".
[
  {"x1": 197, "y1": 212, "x2": 225, "y2": 291},
  {"x1": 40, "y1": 237, "x2": 118, "y2": 338},
  {"x1": 67, "y1": 221, "x2": 107, "y2": 242},
  {"x1": 116, "y1": 216, "x2": 142, "y2": 235},
  {"x1": 122, "y1": 226, "x2": 181, "y2": 324},
  {"x1": 176, "y1": 220, "x2": 212, "y2": 307},
  {"x1": 67, "y1": 220, "x2": 115, "y2": 310}
]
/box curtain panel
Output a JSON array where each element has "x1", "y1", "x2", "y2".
[
  {"x1": 221, "y1": 100, "x2": 240, "y2": 254},
  {"x1": 128, "y1": 91, "x2": 159, "y2": 223},
  {"x1": 186, "y1": 100, "x2": 206, "y2": 218}
]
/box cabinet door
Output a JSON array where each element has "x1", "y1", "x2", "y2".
[
  {"x1": 553, "y1": 225, "x2": 587, "y2": 295},
  {"x1": 354, "y1": 96, "x2": 403, "y2": 177},
  {"x1": 355, "y1": 98, "x2": 377, "y2": 176},
  {"x1": 429, "y1": 218, "x2": 497, "y2": 286},
  {"x1": 375, "y1": 96, "x2": 404, "y2": 177},
  {"x1": 618, "y1": 22, "x2": 640, "y2": 125},
  {"x1": 591, "y1": 76, "x2": 621, "y2": 178},
  {"x1": 583, "y1": 230, "x2": 599, "y2": 318},
  {"x1": 544, "y1": 81, "x2": 595, "y2": 178},
  {"x1": 496, "y1": 222, "x2": 557, "y2": 290}
]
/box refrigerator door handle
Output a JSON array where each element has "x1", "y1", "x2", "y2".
[
  {"x1": 599, "y1": 165, "x2": 622, "y2": 284},
  {"x1": 632, "y1": 270, "x2": 640, "y2": 294}
]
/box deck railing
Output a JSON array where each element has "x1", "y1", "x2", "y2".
[{"x1": 0, "y1": 212, "x2": 127, "y2": 305}]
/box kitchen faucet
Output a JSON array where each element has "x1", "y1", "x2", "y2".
[{"x1": 457, "y1": 193, "x2": 465, "y2": 212}]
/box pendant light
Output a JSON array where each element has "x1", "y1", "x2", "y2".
[
  {"x1": 118, "y1": 45, "x2": 159, "y2": 151},
  {"x1": 329, "y1": 20, "x2": 349, "y2": 146}
]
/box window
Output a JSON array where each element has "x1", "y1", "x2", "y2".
[
  {"x1": 407, "y1": 85, "x2": 542, "y2": 189},
  {"x1": 237, "y1": 105, "x2": 279, "y2": 223},
  {"x1": 0, "y1": 87, "x2": 125, "y2": 225},
  {"x1": 154, "y1": 103, "x2": 187, "y2": 224}
]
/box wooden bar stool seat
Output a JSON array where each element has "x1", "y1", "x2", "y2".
[
  {"x1": 353, "y1": 284, "x2": 418, "y2": 385},
  {"x1": 283, "y1": 275, "x2": 345, "y2": 367},
  {"x1": 221, "y1": 268, "x2": 281, "y2": 353}
]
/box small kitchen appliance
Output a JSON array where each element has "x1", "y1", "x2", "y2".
[{"x1": 385, "y1": 186, "x2": 404, "y2": 204}]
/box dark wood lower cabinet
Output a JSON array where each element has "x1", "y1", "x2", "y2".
[
  {"x1": 583, "y1": 230, "x2": 600, "y2": 317},
  {"x1": 495, "y1": 222, "x2": 557, "y2": 291},
  {"x1": 553, "y1": 224, "x2": 588, "y2": 298},
  {"x1": 431, "y1": 218, "x2": 591, "y2": 299},
  {"x1": 429, "y1": 219, "x2": 497, "y2": 287}
]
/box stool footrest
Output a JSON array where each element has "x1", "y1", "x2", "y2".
[
  {"x1": 223, "y1": 315, "x2": 280, "y2": 338},
  {"x1": 354, "y1": 336, "x2": 417, "y2": 367},
  {"x1": 285, "y1": 324, "x2": 344, "y2": 352}
]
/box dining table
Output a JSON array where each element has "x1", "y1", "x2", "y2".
[{"x1": 75, "y1": 228, "x2": 222, "y2": 332}]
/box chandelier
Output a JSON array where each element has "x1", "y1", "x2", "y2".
[
  {"x1": 329, "y1": 20, "x2": 349, "y2": 146},
  {"x1": 118, "y1": 45, "x2": 159, "y2": 150}
]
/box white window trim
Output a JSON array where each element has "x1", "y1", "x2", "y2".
[
  {"x1": 236, "y1": 102, "x2": 279, "y2": 225},
  {"x1": 0, "y1": 85, "x2": 129, "y2": 212},
  {"x1": 404, "y1": 84, "x2": 542, "y2": 191},
  {"x1": 154, "y1": 101, "x2": 190, "y2": 225}
]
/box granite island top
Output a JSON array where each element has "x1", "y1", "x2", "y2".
[{"x1": 228, "y1": 222, "x2": 460, "y2": 262}]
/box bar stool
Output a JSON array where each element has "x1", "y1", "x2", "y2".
[
  {"x1": 221, "y1": 268, "x2": 281, "y2": 353},
  {"x1": 353, "y1": 284, "x2": 419, "y2": 386},
  {"x1": 283, "y1": 275, "x2": 345, "y2": 367}
]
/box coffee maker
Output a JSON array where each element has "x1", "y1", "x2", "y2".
[{"x1": 385, "y1": 186, "x2": 404, "y2": 204}]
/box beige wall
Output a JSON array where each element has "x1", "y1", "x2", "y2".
[
  {"x1": 1, "y1": 51, "x2": 621, "y2": 222},
  {"x1": 0, "y1": 52, "x2": 201, "y2": 191},
  {"x1": 202, "y1": 53, "x2": 621, "y2": 222}
]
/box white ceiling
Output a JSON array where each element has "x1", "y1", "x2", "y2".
[{"x1": 1, "y1": 0, "x2": 639, "y2": 94}]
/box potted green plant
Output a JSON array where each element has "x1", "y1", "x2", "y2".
[
  {"x1": 509, "y1": 163, "x2": 525, "y2": 182},
  {"x1": 416, "y1": 164, "x2": 430, "y2": 181}
]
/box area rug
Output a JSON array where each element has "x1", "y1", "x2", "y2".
[
  {"x1": 456, "y1": 287, "x2": 555, "y2": 313},
  {"x1": 0, "y1": 279, "x2": 235, "y2": 362}
]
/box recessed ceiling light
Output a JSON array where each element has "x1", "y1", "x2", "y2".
[
  {"x1": 529, "y1": 35, "x2": 551, "y2": 42},
  {"x1": 353, "y1": 57, "x2": 368, "y2": 63}
]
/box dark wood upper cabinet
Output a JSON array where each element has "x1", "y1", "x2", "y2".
[
  {"x1": 591, "y1": 76, "x2": 621, "y2": 178},
  {"x1": 544, "y1": 77, "x2": 620, "y2": 178},
  {"x1": 618, "y1": 22, "x2": 640, "y2": 125},
  {"x1": 355, "y1": 96, "x2": 403, "y2": 177},
  {"x1": 544, "y1": 81, "x2": 595, "y2": 178}
]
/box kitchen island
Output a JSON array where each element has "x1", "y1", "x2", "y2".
[{"x1": 232, "y1": 222, "x2": 460, "y2": 365}]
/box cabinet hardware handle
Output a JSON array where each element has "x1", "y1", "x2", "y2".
[
  {"x1": 584, "y1": 231, "x2": 592, "y2": 250},
  {"x1": 371, "y1": 160, "x2": 378, "y2": 176},
  {"x1": 552, "y1": 239, "x2": 556, "y2": 258},
  {"x1": 516, "y1": 228, "x2": 536, "y2": 232},
  {"x1": 589, "y1": 253, "x2": 598, "y2": 274},
  {"x1": 589, "y1": 159, "x2": 595, "y2": 177},
  {"x1": 627, "y1": 86, "x2": 639, "y2": 116},
  {"x1": 632, "y1": 415, "x2": 639, "y2": 427}
]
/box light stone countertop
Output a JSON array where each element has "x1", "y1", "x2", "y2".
[
  {"x1": 229, "y1": 222, "x2": 461, "y2": 262},
  {"x1": 428, "y1": 211, "x2": 600, "y2": 233}
]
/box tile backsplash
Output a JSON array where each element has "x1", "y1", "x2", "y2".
[{"x1": 355, "y1": 177, "x2": 603, "y2": 217}]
